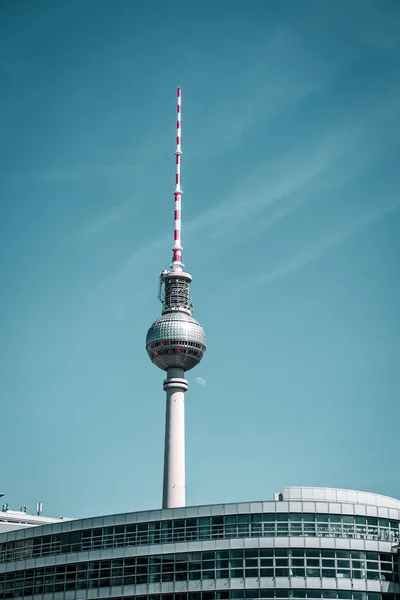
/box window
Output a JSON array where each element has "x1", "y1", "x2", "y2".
[
  {"x1": 275, "y1": 568, "x2": 290, "y2": 577},
  {"x1": 306, "y1": 568, "x2": 320, "y2": 577},
  {"x1": 306, "y1": 559, "x2": 320, "y2": 567},
  {"x1": 322, "y1": 559, "x2": 335, "y2": 568},
  {"x1": 291, "y1": 559, "x2": 304, "y2": 567},
  {"x1": 291, "y1": 568, "x2": 305, "y2": 577},
  {"x1": 276, "y1": 559, "x2": 289, "y2": 567},
  {"x1": 322, "y1": 569, "x2": 336, "y2": 578}
]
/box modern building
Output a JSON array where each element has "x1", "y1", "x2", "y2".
[
  {"x1": 0, "y1": 508, "x2": 67, "y2": 535},
  {"x1": 1, "y1": 90, "x2": 398, "y2": 600},
  {"x1": 0, "y1": 486, "x2": 399, "y2": 600},
  {"x1": 0, "y1": 496, "x2": 68, "y2": 535}
]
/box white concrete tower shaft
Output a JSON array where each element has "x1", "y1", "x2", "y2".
[{"x1": 162, "y1": 367, "x2": 188, "y2": 508}]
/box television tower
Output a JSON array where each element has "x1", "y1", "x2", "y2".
[{"x1": 146, "y1": 87, "x2": 206, "y2": 509}]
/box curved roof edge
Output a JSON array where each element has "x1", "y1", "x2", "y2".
[
  {"x1": 283, "y1": 486, "x2": 400, "y2": 510},
  {"x1": 2, "y1": 486, "x2": 399, "y2": 541}
]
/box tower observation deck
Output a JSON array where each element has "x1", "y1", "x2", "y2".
[{"x1": 146, "y1": 87, "x2": 206, "y2": 509}]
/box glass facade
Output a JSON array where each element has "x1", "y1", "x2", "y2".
[
  {"x1": 34, "y1": 595, "x2": 398, "y2": 600},
  {"x1": 1, "y1": 514, "x2": 398, "y2": 564},
  {"x1": 0, "y1": 548, "x2": 397, "y2": 598},
  {"x1": 0, "y1": 489, "x2": 399, "y2": 600}
]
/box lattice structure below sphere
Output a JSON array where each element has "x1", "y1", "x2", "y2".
[{"x1": 146, "y1": 311, "x2": 206, "y2": 371}]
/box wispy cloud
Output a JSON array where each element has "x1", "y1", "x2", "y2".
[
  {"x1": 160, "y1": 101, "x2": 396, "y2": 259},
  {"x1": 254, "y1": 200, "x2": 400, "y2": 288},
  {"x1": 124, "y1": 117, "x2": 387, "y2": 271},
  {"x1": 79, "y1": 208, "x2": 124, "y2": 240},
  {"x1": 124, "y1": 152, "x2": 329, "y2": 270},
  {"x1": 2, "y1": 164, "x2": 141, "y2": 185},
  {"x1": 122, "y1": 59, "x2": 399, "y2": 274},
  {"x1": 35, "y1": 164, "x2": 139, "y2": 182},
  {"x1": 126, "y1": 234, "x2": 170, "y2": 268},
  {"x1": 189, "y1": 7, "x2": 383, "y2": 159}
]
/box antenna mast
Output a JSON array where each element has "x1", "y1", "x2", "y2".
[{"x1": 172, "y1": 86, "x2": 183, "y2": 272}]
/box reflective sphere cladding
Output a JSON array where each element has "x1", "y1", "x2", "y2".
[{"x1": 146, "y1": 311, "x2": 206, "y2": 371}]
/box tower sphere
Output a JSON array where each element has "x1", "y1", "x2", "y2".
[{"x1": 146, "y1": 311, "x2": 206, "y2": 372}]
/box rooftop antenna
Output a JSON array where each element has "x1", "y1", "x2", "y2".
[{"x1": 36, "y1": 502, "x2": 43, "y2": 516}]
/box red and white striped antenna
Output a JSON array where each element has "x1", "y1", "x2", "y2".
[{"x1": 171, "y1": 86, "x2": 183, "y2": 272}]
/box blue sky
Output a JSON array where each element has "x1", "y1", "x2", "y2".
[{"x1": 1, "y1": 0, "x2": 399, "y2": 518}]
